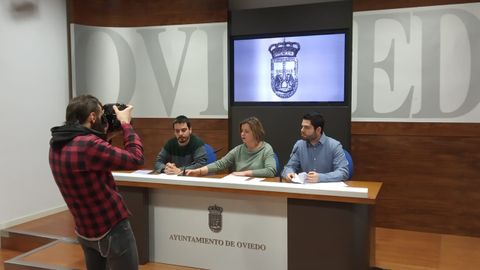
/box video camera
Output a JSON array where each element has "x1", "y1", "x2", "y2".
[{"x1": 102, "y1": 103, "x2": 128, "y2": 132}]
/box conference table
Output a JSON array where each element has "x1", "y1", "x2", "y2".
[{"x1": 114, "y1": 171, "x2": 382, "y2": 270}]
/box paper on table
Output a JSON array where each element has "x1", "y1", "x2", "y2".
[
  {"x1": 132, "y1": 170, "x2": 153, "y2": 174},
  {"x1": 291, "y1": 172, "x2": 307, "y2": 184},
  {"x1": 221, "y1": 174, "x2": 250, "y2": 182},
  {"x1": 311, "y1": 181, "x2": 348, "y2": 187},
  {"x1": 248, "y1": 177, "x2": 265, "y2": 182},
  {"x1": 291, "y1": 172, "x2": 348, "y2": 187}
]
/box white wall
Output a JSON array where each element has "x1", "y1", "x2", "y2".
[{"x1": 0, "y1": 0, "x2": 69, "y2": 229}]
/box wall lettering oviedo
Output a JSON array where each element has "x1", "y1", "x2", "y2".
[
  {"x1": 353, "y1": 3, "x2": 480, "y2": 122},
  {"x1": 71, "y1": 22, "x2": 228, "y2": 118},
  {"x1": 71, "y1": 3, "x2": 480, "y2": 122}
]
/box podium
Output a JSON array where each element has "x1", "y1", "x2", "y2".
[{"x1": 114, "y1": 172, "x2": 381, "y2": 270}]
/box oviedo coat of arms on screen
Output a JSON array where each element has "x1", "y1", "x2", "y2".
[{"x1": 269, "y1": 39, "x2": 301, "y2": 98}]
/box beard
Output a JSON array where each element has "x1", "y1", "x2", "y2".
[
  {"x1": 301, "y1": 132, "x2": 318, "y2": 142},
  {"x1": 177, "y1": 137, "x2": 187, "y2": 144},
  {"x1": 91, "y1": 118, "x2": 107, "y2": 134},
  {"x1": 177, "y1": 135, "x2": 190, "y2": 146}
]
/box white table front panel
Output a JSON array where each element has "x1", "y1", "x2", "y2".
[{"x1": 150, "y1": 189, "x2": 287, "y2": 270}]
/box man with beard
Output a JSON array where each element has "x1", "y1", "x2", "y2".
[
  {"x1": 154, "y1": 115, "x2": 207, "y2": 175},
  {"x1": 281, "y1": 112, "x2": 349, "y2": 183},
  {"x1": 49, "y1": 95, "x2": 144, "y2": 270}
]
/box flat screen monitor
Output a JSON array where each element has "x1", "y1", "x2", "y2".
[{"x1": 231, "y1": 31, "x2": 347, "y2": 105}]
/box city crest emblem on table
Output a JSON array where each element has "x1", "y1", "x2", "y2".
[
  {"x1": 208, "y1": 204, "x2": 223, "y2": 233},
  {"x1": 269, "y1": 39, "x2": 301, "y2": 98}
]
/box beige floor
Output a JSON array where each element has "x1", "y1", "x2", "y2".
[
  {"x1": 0, "y1": 249, "x2": 21, "y2": 270},
  {"x1": 22, "y1": 242, "x2": 203, "y2": 270},
  {"x1": 375, "y1": 227, "x2": 480, "y2": 270},
  {"x1": 5, "y1": 241, "x2": 203, "y2": 270},
  {"x1": 2, "y1": 211, "x2": 480, "y2": 270}
]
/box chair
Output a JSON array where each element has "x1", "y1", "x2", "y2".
[
  {"x1": 343, "y1": 149, "x2": 354, "y2": 179},
  {"x1": 204, "y1": 144, "x2": 217, "y2": 164},
  {"x1": 273, "y1": 152, "x2": 281, "y2": 177}
]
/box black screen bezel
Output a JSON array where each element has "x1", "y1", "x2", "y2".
[{"x1": 229, "y1": 29, "x2": 349, "y2": 107}]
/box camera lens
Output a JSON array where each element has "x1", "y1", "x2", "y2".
[{"x1": 102, "y1": 103, "x2": 127, "y2": 132}]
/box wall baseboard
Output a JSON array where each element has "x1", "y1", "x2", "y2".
[{"x1": 0, "y1": 204, "x2": 68, "y2": 231}]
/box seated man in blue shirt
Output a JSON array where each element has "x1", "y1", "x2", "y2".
[{"x1": 282, "y1": 112, "x2": 349, "y2": 182}]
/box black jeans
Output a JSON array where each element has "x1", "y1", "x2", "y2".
[{"x1": 77, "y1": 219, "x2": 138, "y2": 270}]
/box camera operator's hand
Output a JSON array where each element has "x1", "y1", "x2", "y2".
[{"x1": 113, "y1": 104, "x2": 133, "y2": 125}]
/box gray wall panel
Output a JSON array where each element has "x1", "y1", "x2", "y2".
[
  {"x1": 229, "y1": 1, "x2": 352, "y2": 36},
  {"x1": 228, "y1": 1, "x2": 352, "y2": 172}
]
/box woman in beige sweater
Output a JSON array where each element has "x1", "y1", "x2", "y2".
[{"x1": 186, "y1": 117, "x2": 277, "y2": 178}]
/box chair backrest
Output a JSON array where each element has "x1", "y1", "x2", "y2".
[
  {"x1": 273, "y1": 152, "x2": 281, "y2": 177},
  {"x1": 343, "y1": 149, "x2": 354, "y2": 179},
  {"x1": 204, "y1": 144, "x2": 217, "y2": 164}
]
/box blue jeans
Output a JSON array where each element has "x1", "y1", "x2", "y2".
[{"x1": 77, "y1": 219, "x2": 139, "y2": 270}]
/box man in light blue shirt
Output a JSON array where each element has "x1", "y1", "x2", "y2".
[{"x1": 282, "y1": 112, "x2": 349, "y2": 182}]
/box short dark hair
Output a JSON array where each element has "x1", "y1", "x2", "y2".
[
  {"x1": 239, "y1": 117, "x2": 265, "y2": 142},
  {"x1": 303, "y1": 112, "x2": 325, "y2": 133},
  {"x1": 66, "y1": 95, "x2": 102, "y2": 125},
  {"x1": 173, "y1": 115, "x2": 191, "y2": 129}
]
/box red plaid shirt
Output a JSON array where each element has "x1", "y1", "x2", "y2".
[{"x1": 49, "y1": 123, "x2": 143, "y2": 238}]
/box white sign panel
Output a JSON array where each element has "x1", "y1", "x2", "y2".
[
  {"x1": 353, "y1": 3, "x2": 480, "y2": 122},
  {"x1": 71, "y1": 22, "x2": 228, "y2": 118},
  {"x1": 150, "y1": 189, "x2": 287, "y2": 270}
]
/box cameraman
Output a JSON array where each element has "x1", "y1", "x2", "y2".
[{"x1": 49, "y1": 95, "x2": 144, "y2": 270}]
